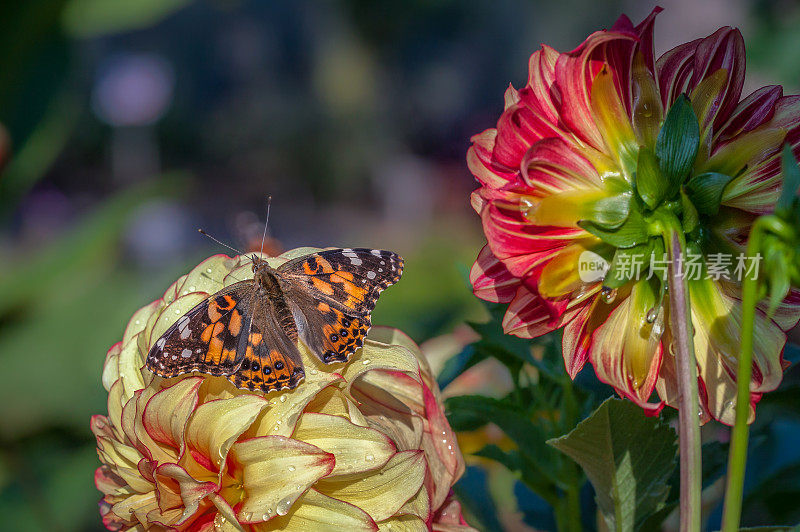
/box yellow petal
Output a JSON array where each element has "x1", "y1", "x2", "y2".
[
  {"x1": 700, "y1": 128, "x2": 786, "y2": 177},
  {"x1": 293, "y1": 413, "x2": 396, "y2": 476},
  {"x1": 339, "y1": 338, "x2": 422, "y2": 397},
  {"x1": 379, "y1": 515, "x2": 428, "y2": 531},
  {"x1": 184, "y1": 394, "x2": 270, "y2": 473},
  {"x1": 251, "y1": 489, "x2": 377, "y2": 531},
  {"x1": 397, "y1": 485, "x2": 431, "y2": 522},
  {"x1": 352, "y1": 369, "x2": 424, "y2": 416},
  {"x1": 230, "y1": 436, "x2": 334, "y2": 523},
  {"x1": 245, "y1": 367, "x2": 342, "y2": 438},
  {"x1": 591, "y1": 65, "x2": 638, "y2": 176},
  {"x1": 315, "y1": 450, "x2": 427, "y2": 522},
  {"x1": 154, "y1": 463, "x2": 217, "y2": 524},
  {"x1": 143, "y1": 377, "x2": 202, "y2": 455}
]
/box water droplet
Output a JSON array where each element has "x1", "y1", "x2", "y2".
[
  {"x1": 189, "y1": 285, "x2": 196, "y2": 291},
  {"x1": 365, "y1": 454, "x2": 375, "y2": 462},
  {"x1": 262, "y1": 513, "x2": 269, "y2": 521},
  {"x1": 276, "y1": 496, "x2": 294, "y2": 516},
  {"x1": 280, "y1": 395, "x2": 287, "y2": 403},
  {"x1": 362, "y1": 359, "x2": 371, "y2": 365},
  {"x1": 310, "y1": 369, "x2": 318, "y2": 375},
  {"x1": 601, "y1": 287, "x2": 617, "y2": 304},
  {"x1": 725, "y1": 400, "x2": 736, "y2": 410},
  {"x1": 288, "y1": 465, "x2": 296, "y2": 472},
  {"x1": 206, "y1": 268, "x2": 213, "y2": 273},
  {"x1": 646, "y1": 307, "x2": 659, "y2": 323},
  {"x1": 275, "y1": 419, "x2": 281, "y2": 425},
  {"x1": 296, "y1": 484, "x2": 303, "y2": 490},
  {"x1": 698, "y1": 409, "x2": 704, "y2": 418},
  {"x1": 441, "y1": 431, "x2": 447, "y2": 436},
  {"x1": 135, "y1": 320, "x2": 141, "y2": 325},
  {"x1": 442, "y1": 439, "x2": 448, "y2": 444},
  {"x1": 668, "y1": 342, "x2": 676, "y2": 356},
  {"x1": 447, "y1": 444, "x2": 453, "y2": 451}
]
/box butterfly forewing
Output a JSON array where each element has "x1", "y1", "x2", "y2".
[
  {"x1": 146, "y1": 282, "x2": 252, "y2": 377},
  {"x1": 279, "y1": 248, "x2": 403, "y2": 364}
]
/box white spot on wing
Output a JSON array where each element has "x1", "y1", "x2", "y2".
[
  {"x1": 371, "y1": 249, "x2": 381, "y2": 256},
  {"x1": 156, "y1": 338, "x2": 166, "y2": 350},
  {"x1": 367, "y1": 271, "x2": 376, "y2": 279},
  {"x1": 181, "y1": 348, "x2": 193, "y2": 358}
]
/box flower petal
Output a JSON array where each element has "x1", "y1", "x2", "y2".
[
  {"x1": 231, "y1": 436, "x2": 335, "y2": 524},
  {"x1": 142, "y1": 377, "x2": 202, "y2": 456},
  {"x1": 316, "y1": 450, "x2": 427, "y2": 522},
  {"x1": 378, "y1": 515, "x2": 428, "y2": 531},
  {"x1": 154, "y1": 462, "x2": 218, "y2": 524},
  {"x1": 292, "y1": 412, "x2": 396, "y2": 476},
  {"x1": 589, "y1": 280, "x2": 664, "y2": 413},
  {"x1": 184, "y1": 394, "x2": 270, "y2": 474},
  {"x1": 470, "y1": 245, "x2": 521, "y2": 304},
  {"x1": 688, "y1": 278, "x2": 786, "y2": 424},
  {"x1": 251, "y1": 489, "x2": 377, "y2": 532}
]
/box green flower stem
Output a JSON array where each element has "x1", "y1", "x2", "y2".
[
  {"x1": 721, "y1": 216, "x2": 770, "y2": 532},
  {"x1": 661, "y1": 217, "x2": 702, "y2": 532}
]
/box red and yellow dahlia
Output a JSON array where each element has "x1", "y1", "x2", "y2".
[
  {"x1": 93, "y1": 249, "x2": 472, "y2": 531},
  {"x1": 469, "y1": 8, "x2": 800, "y2": 424}
]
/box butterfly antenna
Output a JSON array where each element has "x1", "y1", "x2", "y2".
[
  {"x1": 198, "y1": 229, "x2": 244, "y2": 256},
  {"x1": 260, "y1": 196, "x2": 272, "y2": 255}
]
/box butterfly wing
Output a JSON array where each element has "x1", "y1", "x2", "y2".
[
  {"x1": 226, "y1": 292, "x2": 305, "y2": 393},
  {"x1": 146, "y1": 282, "x2": 252, "y2": 378},
  {"x1": 278, "y1": 248, "x2": 403, "y2": 364}
]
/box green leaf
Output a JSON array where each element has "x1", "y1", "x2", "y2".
[
  {"x1": 684, "y1": 172, "x2": 735, "y2": 215},
  {"x1": 656, "y1": 95, "x2": 700, "y2": 192},
  {"x1": 579, "y1": 205, "x2": 649, "y2": 248},
  {"x1": 778, "y1": 143, "x2": 800, "y2": 216},
  {"x1": 585, "y1": 193, "x2": 633, "y2": 229},
  {"x1": 447, "y1": 395, "x2": 562, "y2": 483},
  {"x1": 604, "y1": 240, "x2": 653, "y2": 289},
  {"x1": 547, "y1": 398, "x2": 677, "y2": 531},
  {"x1": 635, "y1": 146, "x2": 666, "y2": 209}
]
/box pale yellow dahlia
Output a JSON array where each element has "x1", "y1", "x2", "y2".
[{"x1": 92, "y1": 249, "x2": 473, "y2": 531}]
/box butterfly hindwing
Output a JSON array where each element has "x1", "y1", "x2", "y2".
[
  {"x1": 287, "y1": 291, "x2": 371, "y2": 364},
  {"x1": 146, "y1": 282, "x2": 251, "y2": 378},
  {"x1": 227, "y1": 295, "x2": 305, "y2": 393}
]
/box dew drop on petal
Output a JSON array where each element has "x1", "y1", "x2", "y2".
[
  {"x1": 189, "y1": 285, "x2": 196, "y2": 291},
  {"x1": 646, "y1": 307, "x2": 659, "y2": 323},
  {"x1": 276, "y1": 496, "x2": 294, "y2": 516},
  {"x1": 310, "y1": 369, "x2": 318, "y2": 375},
  {"x1": 207, "y1": 268, "x2": 213, "y2": 273},
  {"x1": 280, "y1": 395, "x2": 287, "y2": 403},
  {"x1": 288, "y1": 465, "x2": 296, "y2": 472},
  {"x1": 362, "y1": 359, "x2": 371, "y2": 365},
  {"x1": 365, "y1": 454, "x2": 374, "y2": 462},
  {"x1": 601, "y1": 287, "x2": 617, "y2": 304}
]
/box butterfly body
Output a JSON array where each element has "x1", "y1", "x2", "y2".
[{"x1": 146, "y1": 248, "x2": 403, "y2": 393}]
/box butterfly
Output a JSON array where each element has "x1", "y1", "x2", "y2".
[{"x1": 146, "y1": 248, "x2": 403, "y2": 393}]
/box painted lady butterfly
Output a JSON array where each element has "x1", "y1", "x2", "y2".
[{"x1": 146, "y1": 248, "x2": 403, "y2": 393}]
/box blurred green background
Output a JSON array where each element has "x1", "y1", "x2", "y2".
[{"x1": 1, "y1": 0, "x2": 800, "y2": 530}]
